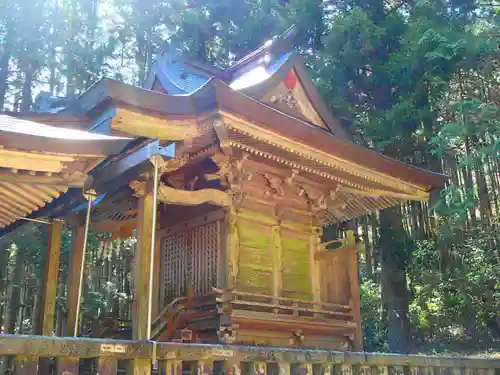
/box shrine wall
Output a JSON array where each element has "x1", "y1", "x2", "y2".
[{"x1": 228, "y1": 204, "x2": 317, "y2": 301}]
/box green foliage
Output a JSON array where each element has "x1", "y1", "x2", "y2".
[{"x1": 410, "y1": 225, "x2": 500, "y2": 348}]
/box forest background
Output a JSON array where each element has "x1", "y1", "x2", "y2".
[{"x1": 0, "y1": 0, "x2": 499, "y2": 356}]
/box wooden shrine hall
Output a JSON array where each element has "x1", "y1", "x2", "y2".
[{"x1": 0, "y1": 28, "x2": 448, "y2": 358}]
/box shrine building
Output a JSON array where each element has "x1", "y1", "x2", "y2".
[{"x1": 0, "y1": 27, "x2": 447, "y2": 354}]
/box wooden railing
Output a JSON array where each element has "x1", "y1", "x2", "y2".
[
  {"x1": 231, "y1": 291, "x2": 353, "y2": 320},
  {"x1": 0, "y1": 335, "x2": 499, "y2": 375}
]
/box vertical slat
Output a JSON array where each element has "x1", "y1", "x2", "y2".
[
  {"x1": 55, "y1": 357, "x2": 79, "y2": 375},
  {"x1": 97, "y1": 357, "x2": 118, "y2": 375},
  {"x1": 153, "y1": 231, "x2": 162, "y2": 318},
  {"x1": 13, "y1": 356, "x2": 39, "y2": 375}
]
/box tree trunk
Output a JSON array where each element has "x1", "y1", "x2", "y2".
[
  {"x1": 379, "y1": 206, "x2": 410, "y2": 353},
  {"x1": 361, "y1": 215, "x2": 373, "y2": 279},
  {"x1": 20, "y1": 67, "x2": 34, "y2": 112},
  {"x1": 0, "y1": 50, "x2": 10, "y2": 110}
]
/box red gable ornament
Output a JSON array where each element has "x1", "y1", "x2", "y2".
[{"x1": 283, "y1": 69, "x2": 297, "y2": 90}]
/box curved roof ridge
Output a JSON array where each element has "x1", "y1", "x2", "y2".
[{"x1": 226, "y1": 25, "x2": 297, "y2": 74}]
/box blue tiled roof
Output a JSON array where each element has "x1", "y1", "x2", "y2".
[
  {"x1": 155, "y1": 55, "x2": 211, "y2": 94},
  {"x1": 267, "y1": 52, "x2": 293, "y2": 76}
]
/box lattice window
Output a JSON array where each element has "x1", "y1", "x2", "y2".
[{"x1": 162, "y1": 221, "x2": 219, "y2": 306}]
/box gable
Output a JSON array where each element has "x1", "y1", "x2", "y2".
[
  {"x1": 260, "y1": 68, "x2": 328, "y2": 130},
  {"x1": 230, "y1": 52, "x2": 348, "y2": 138}
]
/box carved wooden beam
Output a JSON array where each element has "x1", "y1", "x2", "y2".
[
  {"x1": 112, "y1": 108, "x2": 200, "y2": 140},
  {"x1": 156, "y1": 155, "x2": 188, "y2": 175},
  {"x1": 130, "y1": 181, "x2": 232, "y2": 207},
  {"x1": 339, "y1": 186, "x2": 428, "y2": 201}
]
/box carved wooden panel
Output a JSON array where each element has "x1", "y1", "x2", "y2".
[
  {"x1": 281, "y1": 232, "x2": 312, "y2": 300},
  {"x1": 162, "y1": 221, "x2": 219, "y2": 305},
  {"x1": 237, "y1": 219, "x2": 273, "y2": 295}
]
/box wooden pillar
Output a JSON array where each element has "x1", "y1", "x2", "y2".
[
  {"x1": 133, "y1": 188, "x2": 155, "y2": 340},
  {"x1": 37, "y1": 220, "x2": 62, "y2": 336},
  {"x1": 271, "y1": 225, "x2": 283, "y2": 300},
  {"x1": 97, "y1": 358, "x2": 118, "y2": 375},
  {"x1": 13, "y1": 356, "x2": 39, "y2": 375},
  {"x1": 130, "y1": 186, "x2": 156, "y2": 374},
  {"x1": 227, "y1": 207, "x2": 239, "y2": 289},
  {"x1": 346, "y1": 230, "x2": 363, "y2": 351},
  {"x1": 55, "y1": 357, "x2": 79, "y2": 375},
  {"x1": 66, "y1": 220, "x2": 85, "y2": 336},
  {"x1": 309, "y1": 227, "x2": 322, "y2": 303}
]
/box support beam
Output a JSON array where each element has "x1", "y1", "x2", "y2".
[
  {"x1": 37, "y1": 220, "x2": 62, "y2": 336},
  {"x1": 65, "y1": 218, "x2": 85, "y2": 336}
]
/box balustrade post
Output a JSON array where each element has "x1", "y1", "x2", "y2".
[
  {"x1": 253, "y1": 363, "x2": 267, "y2": 375},
  {"x1": 377, "y1": 365, "x2": 389, "y2": 375},
  {"x1": 278, "y1": 362, "x2": 291, "y2": 375},
  {"x1": 342, "y1": 365, "x2": 353, "y2": 375},
  {"x1": 409, "y1": 366, "x2": 421, "y2": 375},
  {"x1": 392, "y1": 366, "x2": 405, "y2": 375},
  {"x1": 13, "y1": 356, "x2": 39, "y2": 375},
  {"x1": 165, "y1": 360, "x2": 182, "y2": 375},
  {"x1": 323, "y1": 364, "x2": 334, "y2": 375},
  {"x1": 198, "y1": 360, "x2": 213, "y2": 375},
  {"x1": 55, "y1": 357, "x2": 79, "y2": 375},
  {"x1": 359, "y1": 365, "x2": 371, "y2": 375},
  {"x1": 96, "y1": 358, "x2": 118, "y2": 375},
  {"x1": 223, "y1": 360, "x2": 241, "y2": 375},
  {"x1": 127, "y1": 359, "x2": 151, "y2": 375},
  {"x1": 300, "y1": 364, "x2": 313, "y2": 375}
]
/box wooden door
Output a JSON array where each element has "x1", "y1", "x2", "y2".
[{"x1": 161, "y1": 220, "x2": 220, "y2": 306}]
